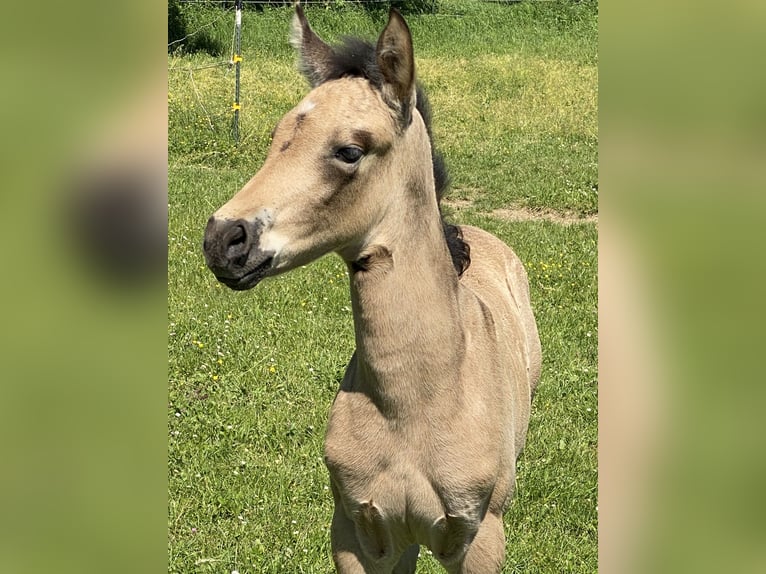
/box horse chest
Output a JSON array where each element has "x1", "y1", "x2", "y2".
[
  {"x1": 324, "y1": 389, "x2": 502, "y2": 560},
  {"x1": 324, "y1": 391, "x2": 413, "y2": 502}
]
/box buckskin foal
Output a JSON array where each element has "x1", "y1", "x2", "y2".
[{"x1": 203, "y1": 6, "x2": 541, "y2": 573}]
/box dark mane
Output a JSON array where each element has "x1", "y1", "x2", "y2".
[{"x1": 316, "y1": 36, "x2": 471, "y2": 276}]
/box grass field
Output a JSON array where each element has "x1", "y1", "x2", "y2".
[{"x1": 168, "y1": 1, "x2": 598, "y2": 572}]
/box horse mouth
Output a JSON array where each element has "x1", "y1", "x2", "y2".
[{"x1": 216, "y1": 255, "x2": 274, "y2": 291}]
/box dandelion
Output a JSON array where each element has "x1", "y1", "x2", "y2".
[{"x1": 269, "y1": 366, "x2": 276, "y2": 373}]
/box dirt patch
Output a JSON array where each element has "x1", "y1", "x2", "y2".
[
  {"x1": 443, "y1": 200, "x2": 597, "y2": 225},
  {"x1": 490, "y1": 206, "x2": 598, "y2": 225},
  {"x1": 444, "y1": 199, "x2": 474, "y2": 210}
]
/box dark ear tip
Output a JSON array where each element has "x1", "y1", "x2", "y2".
[
  {"x1": 294, "y1": 2, "x2": 312, "y2": 36},
  {"x1": 386, "y1": 8, "x2": 410, "y2": 32},
  {"x1": 295, "y1": 2, "x2": 305, "y2": 20}
]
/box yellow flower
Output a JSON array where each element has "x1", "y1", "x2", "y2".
[{"x1": 269, "y1": 366, "x2": 276, "y2": 373}]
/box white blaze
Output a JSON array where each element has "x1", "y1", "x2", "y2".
[{"x1": 296, "y1": 99, "x2": 316, "y2": 115}]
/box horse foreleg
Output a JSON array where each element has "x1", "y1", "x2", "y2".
[
  {"x1": 331, "y1": 504, "x2": 409, "y2": 574},
  {"x1": 445, "y1": 512, "x2": 505, "y2": 574},
  {"x1": 331, "y1": 505, "x2": 371, "y2": 573}
]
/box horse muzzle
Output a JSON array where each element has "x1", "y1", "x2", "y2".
[{"x1": 202, "y1": 216, "x2": 275, "y2": 291}]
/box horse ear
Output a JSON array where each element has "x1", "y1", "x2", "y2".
[
  {"x1": 376, "y1": 9, "x2": 416, "y2": 125},
  {"x1": 290, "y1": 3, "x2": 333, "y2": 87}
]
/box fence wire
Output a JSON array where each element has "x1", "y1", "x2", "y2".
[
  {"x1": 168, "y1": 0, "x2": 522, "y2": 142},
  {"x1": 176, "y1": 1, "x2": 394, "y2": 4},
  {"x1": 168, "y1": 5, "x2": 235, "y2": 50}
]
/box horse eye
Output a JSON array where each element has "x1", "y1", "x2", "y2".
[{"x1": 335, "y1": 146, "x2": 364, "y2": 164}]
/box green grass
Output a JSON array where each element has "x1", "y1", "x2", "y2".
[
  {"x1": 169, "y1": 0, "x2": 597, "y2": 213},
  {"x1": 169, "y1": 2, "x2": 597, "y2": 572}
]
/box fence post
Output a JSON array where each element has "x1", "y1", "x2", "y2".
[{"x1": 232, "y1": 0, "x2": 243, "y2": 142}]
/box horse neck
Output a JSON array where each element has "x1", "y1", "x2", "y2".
[{"x1": 345, "y1": 127, "x2": 465, "y2": 418}]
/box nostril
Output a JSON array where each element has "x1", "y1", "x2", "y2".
[
  {"x1": 227, "y1": 224, "x2": 246, "y2": 247},
  {"x1": 224, "y1": 222, "x2": 251, "y2": 268},
  {"x1": 204, "y1": 217, "x2": 257, "y2": 272}
]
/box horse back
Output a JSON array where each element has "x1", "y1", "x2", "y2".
[{"x1": 458, "y1": 225, "x2": 542, "y2": 449}]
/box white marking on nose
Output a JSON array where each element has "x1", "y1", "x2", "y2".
[
  {"x1": 296, "y1": 99, "x2": 316, "y2": 114},
  {"x1": 253, "y1": 208, "x2": 288, "y2": 260},
  {"x1": 259, "y1": 229, "x2": 289, "y2": 255},
  {"x1": 255, "y1": 208, "x2": 274, "y2": 226}
]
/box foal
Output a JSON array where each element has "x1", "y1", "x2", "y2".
[{"x1": 203, "y1": 7, "x2": 541, "y2": 573}]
